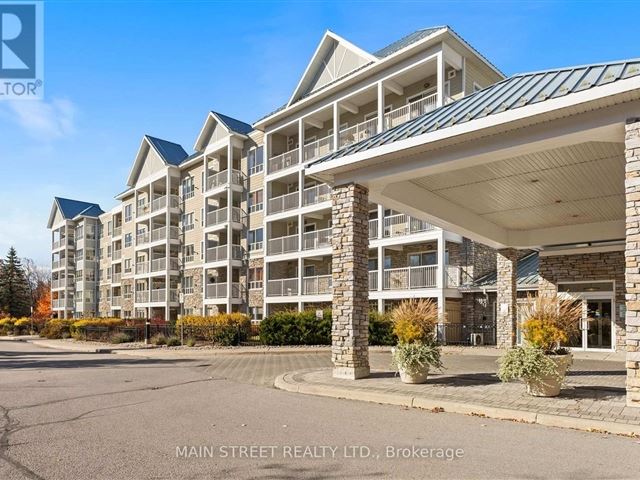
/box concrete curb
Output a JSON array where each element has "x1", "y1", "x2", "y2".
[
  {"x1": 274, "y1": 371, "x2": 640, "y2": 437},
  {"x1": 29, "y1": 339, "x2": 116, "y2": 353}
]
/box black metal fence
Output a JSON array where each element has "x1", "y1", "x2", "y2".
[{"x1": 436, "y1": 323, "x2": 496, "y2": 346}]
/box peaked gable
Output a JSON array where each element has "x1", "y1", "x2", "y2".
[
  {"x1": 193, "y1": 111, "x2": 252, "y2": 151},
  {"x1": 127, "y1": 135, "x2": 188, "y2": 186},
  {"x1": 47, "y1": 197, "x2": 103, "y2": 228},
  {"x1": 288, "y1": 31, "x2": 377, "y2": 106}
]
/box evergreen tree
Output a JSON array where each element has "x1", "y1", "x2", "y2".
[{"x1": 0, "y1": 247, "x2": 32, "y2": 317}]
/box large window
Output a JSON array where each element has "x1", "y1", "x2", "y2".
[
  {"x1": 182, "y1": 176, "x2": 195, "y2": 199},
  {"x1": 407, "y1": 251, "x2": 448, "y2": 267},
  {"x1": 248, "y1": 228, "x2": 263, "y2": 251},
  {"x1": 124, "y1": 233, "x2": 132, "y2": 248},
  {"x1": 124, "y1": 204, "x2": 132, "y2": 222},
  {"x1": 183, "y1": 244, "x2": 195, "y2": 263},
  {"x1": 248, "y1": 189, "x2": 264, "y2": 213},
  {"x1": 183, "y1": 276, "x2": 194, "y2": 294},
  {"x1": 249, "y1": 267, "x2": 263, "y2": 289},
  {"x1": 248, "y1": 146, "x2": 264, "y2": 175},
  {"x1": 182, "y1": 212, "x2": 194, "y2": 231}
]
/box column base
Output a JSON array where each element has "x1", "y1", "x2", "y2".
[{"x1": 333, "y1": 366, "x2": 370, "y2": 380}]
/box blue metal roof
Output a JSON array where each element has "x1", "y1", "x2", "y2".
[
  {"x1": 309, "y1": 59, "x2": 640, "y2": 167},
  {"x1": 475, "y1": 252, "x2": 539, "y2": 289},
  {"x1": 55, "y1": 197, "x2": 104, "y2": 219},
  {"x1": 212, "y1": 111, "x2": 253, "y2": 135},
  {"x1": 145, "y1": 135, "x2": 189, "y2": 166},
  {"x1": 373, "y1": 27, "x2": 445, "y2": 58}
]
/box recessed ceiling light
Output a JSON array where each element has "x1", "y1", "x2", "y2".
[
  {"x1": 555, "y1": 199, "x2": 562, "y2": 203},
  {"x1": 530, "y1": 179, "x2": 539, "y2": 183},
  {"x1": 571, "y1": 214, "x2": 579, "y2": 218}
]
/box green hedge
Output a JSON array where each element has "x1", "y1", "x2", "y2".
[{"x1": 259, "y1": 309, "x2": 397, "y2": 346}]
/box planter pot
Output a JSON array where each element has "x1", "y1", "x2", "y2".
[
  {"x1": 398, "y1": 366, "x2": 429, "y2": 384},
  {"x1": 525, "y1": 353, "x2": 572, "y2": 397}
]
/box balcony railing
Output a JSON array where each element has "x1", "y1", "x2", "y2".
[
  {"x1": 52, "y1": 298, "x2": 73, "y2": 309},
  {"x1": 303, "y1": 134, "x2": 334, "y2": 162},
  {"x1": 150, "y1": 195, "x2": 180, "y2": 213},
  {"x1": 136, "y1": 231, "x2": 149, "y2": 246},
  {"x1": 111, "y1": 296, "x2": 122, "y2": 307},
  {"x1": 383, "y1": 265, "x2": 437, "y2": 290},
  {"x1": 267, "y1": 234, "x2": 298, "y2": 255},
  {"x1": 268, "y1": 149, "x2": 299, "y2": 174},
  {"x1": 302, "y1": 183, "x2": 331, "y2": 206},
  {"x1": 268, "y1": 191, "x2": 299, "y2": 215},
  {"x1": 52, "y1": 237, "x2": 74, "y2": 250},
  {"x1": 150, "y1": 289, "x2": 166, "y2": 302},
  {"x1": 369, "y1": 219, "x2": 378, "y2": 240},
  {"x1": 206, "y1": 206, "x2": 243, "y2": 228},
  {"x1": 112, "y1": 249, "x2": 122, "y2": 261},
  {"x1": 302, "y1": 275, "x2": 332, "y2": 295},
  {"x1": 112, "y1": 273, "x2": 122, "y2": 283},
  {"x1": 302, "y1": 228, "x2": 331, "y2": 250},
  {"x1": 384, "y1": 93, "x2": 438, "y2": 130},
  {"x1": 382, "y1": 214, "x2": 434, "y2": 238},
  {"x1": 135, "y1": 262, "x2": 149, "y2": 275},
  {"x1": 205, "y1": 245, "x2": 244, "y2": 263},
  {"x1": 206, "y1": 169, "x2": 244, "y2": 191},
  {"x1": 135, "y1": 290, "x2": 149, "y2": 303},
  {"x1": 112, "y1": 226, "x2": 122, "y2": 237},
  {"x1": 368, "y1": 271, "x2": 378, "y2": 291},
  {"x1": 267, "y1": 278, "x2": 298, "y2": 296},
  {"x1": 205, "y1": 282, "x2": 242, "y2": 300},
  {"x1": 150, "y1": 258, "x2": 166, "y2": 272},
  {"x1": 339, "y1": 118, "x2": 378, "y2": 147}
]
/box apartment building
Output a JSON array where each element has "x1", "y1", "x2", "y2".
[{"x1": 48, "y1": 26, "x2": 507, "y2": 327}]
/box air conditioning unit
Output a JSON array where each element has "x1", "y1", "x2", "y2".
[
  {"x1": 447, "y1": 69, "x2": 457, "y2": 79},
  {"x1": 470, "y1": 333, "x2": 484, "y2": 346}
]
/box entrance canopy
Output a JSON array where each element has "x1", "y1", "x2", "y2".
[{"x1": 307, "y1": 60, "x2": 640, "y2": 250}]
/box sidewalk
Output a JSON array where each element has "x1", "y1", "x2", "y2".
[{"x1": 275, "y1": 362, "x2": 640, "y2": 436}]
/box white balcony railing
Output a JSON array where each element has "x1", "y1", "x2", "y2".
[
  {"x1": 150, "y1": 258, "x2": 166, "y2": 272},
  {"x1": 112, "y1": 226, "x2": 122, "y2": 238},
  {"x1": 206, "y1": 169, "x2": 244, "y2": 191},
  {"x1": 205, "y1": 245, "x2": 244, "y2": 263},
  {"x1": 268, "y1": 191, "x2": 299, "y2": 215},
  {"x1": 384, "y1": 93, "x2": 438, "y2": 130},
  {"x1": 339, "y1": 118, "x2": 378, "y2": 147},
  {"x1": 369, "y1": 219, "x2": 378, "y2": 240},
  {"x1": 206, "y1": 207, "x2": 243, "y2": 228},
  {"x1": 267, "y1": 278, "x2": 298, "y2": 296},
  {"x1": 111, "y1": 296, "x2": 122, "y2": 307},
  {"x1": 150, "y1": 289, "x2": 166, "y2": 302},
  {"x1": 383, "y1": 214, "x2": 434, "y2": 238},
  {"x1": 368, "y1": 271, "x2": 378, "y2": 291},
  {"x1": 112, "y1": 273, "x2": 122, "y2": 283},
  {"x1": 136, "y1": 231, "x2": 150, "y2": 246},
  {"x1": 302, "y1": 275, "x2": 332, "y2": 295},
  {"x1": 205, "y1": 282, "x2": 242, "y2": 300},
  {"x1": 249, "y1": 241, "x2": 263, "y2": 252},
  {"x1": 135, "y1": 290, "x2": 149, "y2": 303},
  {"x1": 383, "y1": 265, "x2": 438, "y2": 290},
  {"x1": 303, "y1": 134, "x2": 334, "y2": 162},
  {"x1": 302, "y1": 228, "x2": 331, "y2": 250},
  {"x1": 150, "y1": 195, "x2": 180, "y2": 213},
  {"x1": 268, "y1": 234, "x2": 299, "y2": 255},
  {"x1": 135, "y1": 262, "x2": 149, "y2": 275},
  {"x1": 268, "y1": 149, "x2": 299, "y2": 174},
  {"x1": 302, "y1": 183, "x2": 331, "y2": 206},
  {"x1": 112, "y1": 249, "x2": 122, "y2": 261}
]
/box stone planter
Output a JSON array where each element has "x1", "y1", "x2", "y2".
[
  {"x1": 525, "y1": 353, "x2": 572, "y2": 397},
  {"x1": 398, "y1": 365, "x2": 430, "y2": 384}
]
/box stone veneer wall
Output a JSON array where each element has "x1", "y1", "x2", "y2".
[
  {"x1": 331, "y1": 183, "x2": 369, "y2": 379},
  {"x1": 121, "y1": 279, "x2": 134, "y2": 316},
  {"x1": 496, "y1": 248, "x2": 518, "y2": 348},
  {"x1": 183, "y1": 267, "x2": 203, "y2": 314},
  {"x1": 98, "y1": 285, "x2": 111, "y2": 317},
  {"x1": 248, "y1": 258, "x2": 263, "y2": 309},
  {"x1": 538, "y1": 251, "x2": 625, "y2": 349}
]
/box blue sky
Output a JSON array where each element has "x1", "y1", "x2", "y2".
[{"x1": 0, "y1": 0, "x2": 639, "y2": 266}]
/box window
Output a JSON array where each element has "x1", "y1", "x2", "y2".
[
  {"x1": 107, "y1": 221, "x2": 112, "y2": 236},
  {"x1": 368, "y1": 258, "x2": 378, "y2": 271},
  {"x1": 248, "y1": 146, "x2": 264, "y2": 175},
  {"x1": 384, "y1": 256, "x2": 392, "y2": 269},
  {"x1": 250, "y1": 307, "x2": 263, "y2": 322},
  {"x1": 248, "y1": 228, "x2": 263, "y2": 251},
  {"x1": 124, "y1": 233, "x2": 132, "y2": 248},
  {"x1": 182, "y1": 212, "x2": 194, "y2": 231},
  {"x1": 249, "y1": 267, "x2": 263, "y2": 289},
  {"x1": 200, "y1": 241, "x2": 204, "y2": 260},
  {"x1": 183, "y1": 276, "x2": 194, "y2": 295},
  {"x1": 407, "y1": 250, "x2": 448, "y2": 267},
  {"x1": 407, "y1": 87, "x2": 437, "y2": 104},
  {"x1": 304, "y1": 265, "x2": 315, "y2": 277},
  {"x1": 124, "y1": 204, "x2": 132, "y2": 222},
  {"x1": 107, "y1": 245, "x2": 112, "y2": 258},
  {"x1": 124, "y1": 258, "x2": 132, "y2": 274},
  {"x1": 248, "y1": 189, "x2": 264, "y2": 213},
  {"x1": 183, "y1": 244, "x2": 195, "y2": 263},
  {"x1": 182, "y1": 176, "x2": 195, "y2": 199}
]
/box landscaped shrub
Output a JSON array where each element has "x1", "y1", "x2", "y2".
[
  {"x1": 0, "y1": 317, "x2": 15, "y2": 335},
  {"x1": 14, "y1": 317, "x2": 32, "y2": 334},
  {"x1": 110, "y1": 332, "x2": 133, "y2": 344},
  {"x1": 175, "y1": 313, "x2": 251, "y2": 346},
  {"x1": 70, "y1": 318, "x2": 125, "y2": 340},
  {"x1": 166, "y1": 336, "x2": 181, "y2": 346},
  {"x1": 391, "y1": 299, "x2": 440, "y2": 344},
  {"x1": 259, "y1": 309, "x2": 331, "y2": 345},
  {"x1": 150, "y1": 333, "x2": 167, "y2": 345},
  {"x1": 368, "y1": 311, "x2": 397, "y2": 346},
  {"x1": 185, "y1": 338, "x2": 196, "y2": 347},
  {"x1": 41, "y1": 319, "x2": 75, "y2": 339}
]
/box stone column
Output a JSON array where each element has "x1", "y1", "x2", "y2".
[
  {"x1": 496, "y1": 248, "x2": 517, "y2": 348},
  {"x1": 625, "y1": 117, "x2": 640, "y2": 407},
  {"x1": 331, "y1": 183, "x2": 370, "y2": 379}
]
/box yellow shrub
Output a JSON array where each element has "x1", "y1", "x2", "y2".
[
  {"x1": 176, "y1": 314, "x2": 251, "y2": 345},
  {"x1": 70, "y1": 318, "x2": 125, "y2": 339},
  {"x1": 391, "y1": 299, "x2": 440, "y2": 344},
  {"x1": 0, "y1": 318, "x2": 15, "y2": 327},
  {"x1": 15, "y1": 318, "x2": 31, "y2": 327},
  {"x1": 520, "y1": 295, "x2": 582, "y2": 351}
]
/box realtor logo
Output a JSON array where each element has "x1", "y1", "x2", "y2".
[{"x1": 0, "y1": 1, "x2": 43, "y2": 99}]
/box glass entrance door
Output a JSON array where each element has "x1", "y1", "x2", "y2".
[{"x1": 586, "y1": 300, "x2": 612, "y2": 349}]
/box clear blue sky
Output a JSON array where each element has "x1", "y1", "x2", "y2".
[{"x1": 1, "y1": 0, "x2": 639, "y2": 266}]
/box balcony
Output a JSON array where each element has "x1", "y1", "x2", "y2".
[
  {"x1": 112, "y1": 226, "x2": 122, "y2": 238},
  {"x1": 303, "y1": 134, "x2": 334, "y2": 162},
  {"x1": 267, "y1": 278, "x2": 298, "y2": 296},
  {"x1": 384, "y1": 93, "x2": 438, "y2": 130},
  {"x1": 206, "y1": 169, "x2": 244, "y2": 191},
  {"x1": 268, "y1": 191, "x2": 299, "y2": 215},
  {"x1": 52, "y1": 237, "x2": 73, "y2": 250},
  {"x1": 383, "y1": 265, "x2": 437, "y2": 290},
  {"x1": 135, "y1": 290, "x2": 149, "y2": 303},
  {"x1": 368, "y1": 271, "x2": 378, "y2": 291},
  {"x1": 302, "y1": 184, "x2": 331, "y2": 206},
  {"x1": 52, "y1": 298, "x2": 73, "y2": 309},
  {"x1": 151, "y1": 195, "x2": 180, "y2": 214},
  {"x1": 112, "y1": 273, "x2": 122, "y2": 283},
  {"x1": 206, "y1": 206, "x2": 243, "y2": 228},
  {"x1": 111, "y1": 296, "x2": 122, "y2": 307},
  {"x1": 302, "y1": 275, "x2": 332, "y2": 295},
  {"x1": 302, "y1": 228, "x2": 331, "y2": 250},
  {"x1": 268, "y1": 149, "x2": 299, "y2": 174},
  {"x1": 205, "y1": 282, "x2": 242, "y2": 300},
  {"x1": 368, "y1": 219, "x2": 378, "y2": 240},
  {"x1": 205, "y1": 244, "x2": 244, "y2": 263},
  {"x1": 267, "y1": 234, "x2": 298, "y2": 256},
  {"x1": 112, "y1": 249, "x2": 122, "y2": 261},
  {"x1": 135, "y1": 262, "x2": 149, "y2": 275},
  {"x1": 150, "y1": 289, "x2": 166, "y2": 302},
  {"x1": 382, "y1": 214, "x2": 434, "y2": 238},
  {"x1": 339, "y1": 118, "x2": 378, "y2": 148}
]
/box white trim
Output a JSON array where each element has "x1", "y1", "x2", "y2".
[{"x1": 539, "y1": 244, "x2": 625, "y2": 257}]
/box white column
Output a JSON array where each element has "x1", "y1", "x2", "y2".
[
  {"x1": 461, "y1": 56, "x2": 467, "y2": 97},
  {"x1": 297, "y1": 257, "x2": 303, "y2": 309},
  {"x1": 298, "y1": 169, "x2": 304, "y2": 208},
  {"x1": 227, "y1": 142, "x2": 234, "y2": 314},
  {"x1": 377, "y1": 82, "x2": 385, "y2": 133},
  {"x1": 377, "y1": 245, "x2": 384, "y2": 293},
  {"x1": 333, "y1": 102, "x2": 339, "y2": 151},
  {"x1": 377, "y1": 204, "x2": 384, "y2": 239},
  {"x1": 437, "y1": 230, "x2": 446, "y2": 318},
  {"x1": 165, "y1": 175, "x2": 170, "y2": 322},
  {"x1": 377, "y1": 298, "x2": 384, "y2": 313},
  {"x1": 298, "y1": 118, "x2": 304, "y2": 162},
  {"x1": 437, "y1": 51, "x2": 445, "y2": 108}
]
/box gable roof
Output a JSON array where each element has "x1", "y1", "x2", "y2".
[
  {"x1": 373, "y1": 26, "x2": 446, "y2": 58},
  {"x1": 193, "y1": 111, "x2": 253, "y2": 152},
  {"x1": 145, "y1": 135, "x2": 189, "y2": 166},
  {"x1": 213, "y1": 111, "x2": 253, "y2": 135},
  {"x1": 48, "y1": 197, "x2": 104, "y2": 228},
  {"x1": 474, "y1": 252, "x2": 539, "y2": 290},
  {"x1": 309, "y1": 58, "x2": 640, "y2": 167}
]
